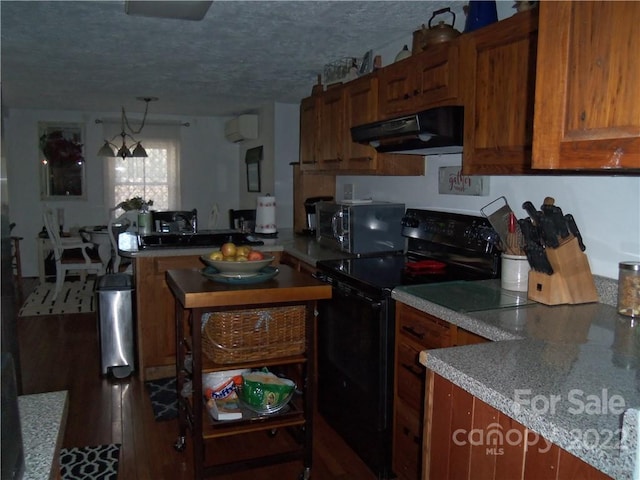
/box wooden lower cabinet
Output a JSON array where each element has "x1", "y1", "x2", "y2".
[
  {"x1": 134, "y1": 251, "x2": 281, "y2": 381},
  {"x1": 393, "y1": 303, "x2": 489, "y2": 480},
  {"x1": 280, "y1": 251, "x2": 316, "y2": 276},
  {"x1": 424, "y1": 372, "x2": 613, "y2": 480}
]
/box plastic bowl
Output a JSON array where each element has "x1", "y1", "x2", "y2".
[
  {"x1": 200, "y1": 255, "x2": 274, "y2": 275},
  {"x1": 237, "y1": 372, "x2": 295, "y2": 414}
]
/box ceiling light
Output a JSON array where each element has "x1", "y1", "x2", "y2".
[
  {"x1": 124, "y1": 1, "x2": 213, "y2": 21},
  {"x1": 98, "y1": 97, "x2": 157, "y2": 160}
]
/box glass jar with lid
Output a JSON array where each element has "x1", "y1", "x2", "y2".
[{"x1": 618, "y1": 262, "x2": 640, "y2": 317}]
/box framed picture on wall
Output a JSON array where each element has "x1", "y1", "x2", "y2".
[
  {"x1": 245, "y1": 146, "x2": 262, "y2": 192},
  {"x1": 38, "y1": 122, "x2": 86, "y2": 199}
]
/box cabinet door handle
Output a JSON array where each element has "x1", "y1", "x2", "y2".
[
  {"x1": 413, "y1": 89, "x2": 420, "y2": 96},
  {"x1": 401, "y1": 362, "x2": 423, "y2": 379},
  {"x1": 403, "y1": 93, "x2": 410, "y2": 100},
  {"x1": 402, "y1": 325, "x2": 425, "y2": 340}
]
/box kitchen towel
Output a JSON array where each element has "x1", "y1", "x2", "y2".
[
  {"x1": 60, "y1": 444, "x2": 120, "y2": 480},
  {"x1": 255, "y1": 195, "x2": 277, "y2": 234},
  {"x1": 18, "y1": 279, "x2": 95, "y2": 316}
]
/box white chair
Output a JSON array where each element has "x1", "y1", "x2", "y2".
[
  {"x1": 107, "y1": 208, "x2": 132, "y2": 273},
  {"x1": 43, "y1": 209, "x2": 105, "y2": 300}
]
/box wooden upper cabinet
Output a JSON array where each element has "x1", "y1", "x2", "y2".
[
  {"x1": 461, "y1": 8, "x2": 539, "y2": 175},
  {"x1": 299, "y1": 95, "x2": 319, "y2": 171},
  {"x1": 298, "y1": 76, "x2": 425, "y2": 176},
  {"x1": 317, "y1": 86, "x2": 345, "y2": 168},
  {"x1": 378, "y1": 41, "x2": 461, "y2": 119},
  {"x1": 343, "y1": 75, "x2": 379, "y2": 172},
  {"x1": 532, "y1": 1, "x2": 640, "y2": 170}
]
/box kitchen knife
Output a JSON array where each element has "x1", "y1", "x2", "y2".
[
  {"x1": 539, "y1": 215, "x2": 560, "y2": 248},
  {"x1": 531, "y1": 243, "x2": 554, "y2": 275},
  {"x1": 518, "y1": 218, "x2": 553, "y2": 274},
  {"x1": 540, "y1": 198, "x2": 570, "y2": 241},
  {"x1": 522, "y1": 201, "x2": 540, "y2": 224},
  {"x1": 565, "y1": 214, "x2": 586, "y2": 251}
]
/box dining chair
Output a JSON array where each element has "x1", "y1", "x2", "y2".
[
  {"x1": 42, "y1": 208, "x2": 105, "y2": 300},
  {"x1": 107, "y1": 208, "x2": 132, "y2": 273}
]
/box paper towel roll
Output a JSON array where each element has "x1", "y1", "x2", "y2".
[{"x1": 255, "y1": 195, "x2": 277, "y2": 234}]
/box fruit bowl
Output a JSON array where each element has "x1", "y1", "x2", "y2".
[{"x1": 200, "y1": 255, "x2": 274, "y2": 276}]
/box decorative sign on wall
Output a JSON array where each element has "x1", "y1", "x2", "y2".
[{"x1": 438, "y1": 166, "x2": 489, "y2": 196}]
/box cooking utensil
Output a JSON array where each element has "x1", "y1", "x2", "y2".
[
  {"x1": 481, "y1": 196, "x2": 523, "y2": 254},
  {"x1": 505, "y1": 212, "x2": 523, "y2": 255},
  {"x1": 541, "y1": 197, "x2": 570, "y2": 242},
  {"x1": 565, "y1": 214, "x2": 586, "y2": 251},
  {"x1": 539, "y1": 215, "x2": 560, "y2": 248},
  {"x1": 522, "y1": 200, "x2": 541, "y2": 225},
  {"x1": 518, "y1": 218, "x2": 553, "y2": 274}
]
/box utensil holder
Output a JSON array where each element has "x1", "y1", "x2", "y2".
[
  {"x1": 527, "y1": 237, "x2": 598, "y2": 305},
  {"x1": 501, "y1": 254, "x2": 529, "y2": 292}
]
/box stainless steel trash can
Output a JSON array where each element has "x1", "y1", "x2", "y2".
[{"x1": 96, "y1": 273, "x2": 135, "y2": 378}]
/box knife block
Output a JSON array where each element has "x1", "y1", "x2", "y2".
[{"x1": 527, "y1": 237, "x2": 599, "y2": 305}]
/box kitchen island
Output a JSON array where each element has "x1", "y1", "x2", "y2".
[
  {"x1": 166, "y1": 265, "x2": 331, "y2": 479},
  {"x1": 392, "y1": 281, "x2": 639, "y2": 480},
  {"x1": 122, "y1": 229, "x2": 348, "y2": 380},
  {"x1": 122, "y1": 235, "x2": 282, "y2": 380}
]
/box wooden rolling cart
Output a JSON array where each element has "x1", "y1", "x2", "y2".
[{"x1": 166, "y1": 266, "x2": 331, "y2": 479}]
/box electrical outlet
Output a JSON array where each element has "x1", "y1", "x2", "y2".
[{"x1": 343, "y1": 183, "x2": 354, "y2": 201}]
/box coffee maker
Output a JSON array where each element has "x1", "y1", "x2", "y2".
[{"x1": 303, "y1": 196, "x2": 333, "y2": 235}]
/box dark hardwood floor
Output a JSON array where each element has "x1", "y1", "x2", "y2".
[{"x1": 16, "y1": 277, "x2": 377, "y2": 480}]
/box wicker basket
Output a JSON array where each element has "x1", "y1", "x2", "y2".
[{"x1": 201, "y1": 306, "x2": 306, "y2": 364}]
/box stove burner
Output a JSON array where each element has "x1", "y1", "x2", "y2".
[{"x1": 404, "y1": 259, "x2": 447, "y2": 274}]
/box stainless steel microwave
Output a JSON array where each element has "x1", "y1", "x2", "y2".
[{"x1": 316, "y1": 201, "x2": 406, "y2": 254}]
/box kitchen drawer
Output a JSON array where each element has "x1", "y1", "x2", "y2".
[
  {"x1": 455, "y1": 327, "x2": 489, "y2": 346},
  {"x1": 393, "y1": 398, "x2": 422, "y2": 480},
  {"x1": 398, "y1": 304, "x2": 451, "y2": 349},
  {"x1": 396, "y1": 341, "x2": 425, "y2": 412}
]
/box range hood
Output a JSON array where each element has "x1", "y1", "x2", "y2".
[{"x1": 350, "y1": 106, "x2": 464, "y2": 155}]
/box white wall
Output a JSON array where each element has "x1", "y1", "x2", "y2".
[
  {"x1": 5, "y1": 108, "x2": 241, "y2": 277},
  {"x1": 238, "y1": 102, "x2": 299, "y2": 231},
  {"x1": 273, "y1": 102, "x2": 300, "y2": 230},
  {"x1": 336, "y1": 155, "x2": 640, "y2": 279}
]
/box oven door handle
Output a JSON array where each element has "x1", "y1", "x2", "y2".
[{"x1": 333, "y1": 284, "x2": 382, "y2": 308}]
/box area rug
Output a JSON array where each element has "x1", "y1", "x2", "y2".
[
  {"x1": 60, "y1": 443, "x2": 120, "y2": 480},
  {"x1": 19, "y1": 279, "x2": 95, "y2": 316},
  {"x1": 145, "y1": 377, "x2": 178, "y2": 421}
]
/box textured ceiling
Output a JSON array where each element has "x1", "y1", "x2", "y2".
[{"x1": 1, "y1": 0, "x2": 464, "y2": 117}]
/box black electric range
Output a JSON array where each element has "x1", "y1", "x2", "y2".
[
  {"x1": 314, "y1": 208, "x2": 501, "y2": 480},
  {"x1": 316, "y1": 208, "x2": 501, "y2": 295}
]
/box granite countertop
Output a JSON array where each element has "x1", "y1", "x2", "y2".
[
  {"x1": 19, "y1": 390, "x2": 69, "y2": 480},
  {"x1": 275, "y1": 229, "x2": 354, "y2": 265},
  {"x1": 119, "y1": 227, "x2": 352, "y2": 263},
  {"x1": 393, "y1": 281, "x2": 639, "y2": 480}
]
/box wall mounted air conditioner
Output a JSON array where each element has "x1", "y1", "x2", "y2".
[{"x1": 224, "y1": 115, "x2": 258, "y2": 143}]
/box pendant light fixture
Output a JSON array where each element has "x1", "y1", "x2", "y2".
[{"x1": 97, "y1": 97, "x2": 158, "y2": 159}]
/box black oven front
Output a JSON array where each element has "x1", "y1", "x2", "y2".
[
  {"x1": 314, "y1": 209, "x2": 501, "y2": 479},
  {"x1": 316, "y1": 272, "x2": 395, "y2": 480}
]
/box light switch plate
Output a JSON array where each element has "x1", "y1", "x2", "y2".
[{"x1": 343, "y1": 183, "x2": 354, "y2": 201}]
